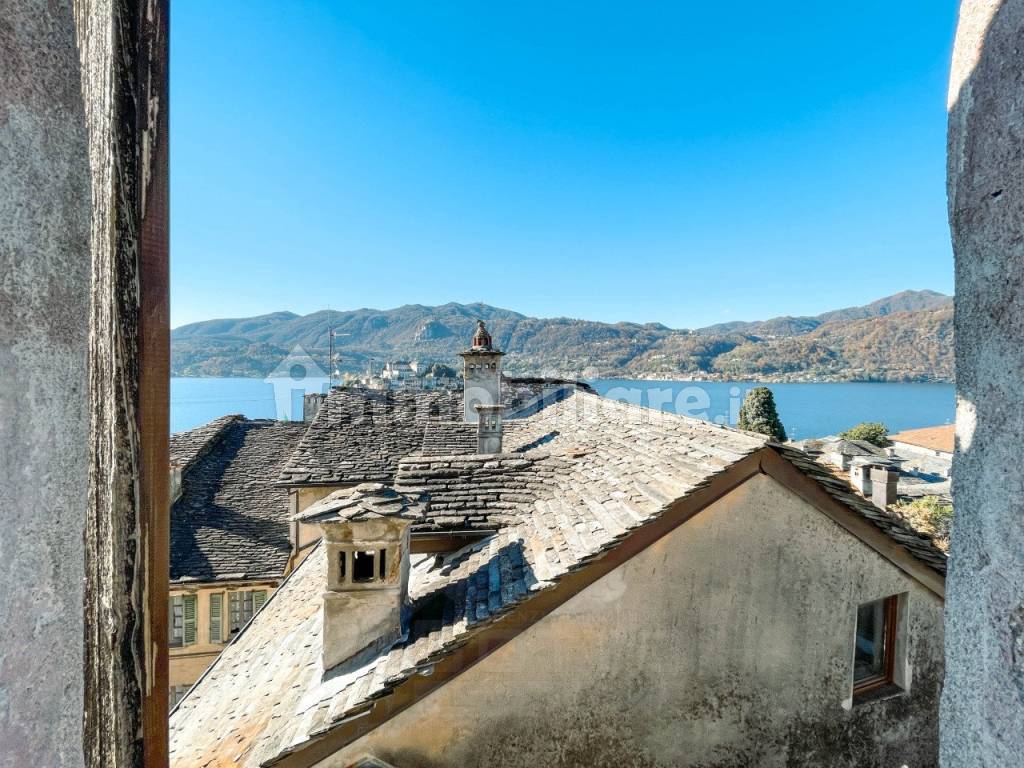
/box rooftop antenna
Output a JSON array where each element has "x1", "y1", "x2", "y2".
[
  {"x1": 327, "y1": 310, "x2": 350, "y2": 389},
  {"x1": 328, "y1": 306, "x2": 334, "y2": 390}
]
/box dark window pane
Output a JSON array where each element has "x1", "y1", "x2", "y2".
[{"x1": 854, "y1": 598, "x2": 888, "y2": 683}]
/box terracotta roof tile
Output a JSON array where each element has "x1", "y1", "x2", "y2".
[{"x1": 889, "y1": 424, "x2": 955, "y2": 453}]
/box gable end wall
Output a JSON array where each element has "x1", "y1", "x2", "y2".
[{"x1": 319, "y1": 472, "x2": 944, "y2": 768}]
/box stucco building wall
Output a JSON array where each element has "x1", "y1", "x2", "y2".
[
  {"x1": 321, "y1": 473, "x2": 944, "y2": 768},
  {"x1": 944, "y1": 1, "x2": 1024, "y2": 764},
  {"x1": 169, "y1": 582, "x2": 279, "y2": 690}
]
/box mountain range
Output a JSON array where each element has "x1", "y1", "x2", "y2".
[{"x1": 171, "y1": 289, "x2": 953, "y2": 382}]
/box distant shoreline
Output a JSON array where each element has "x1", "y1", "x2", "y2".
[
  {"x1": 171, "y1": 376, "x2": 954, "y2": 436},
  {"x1": 170, "y1": 372, "x2": 954, "y2": 385}
]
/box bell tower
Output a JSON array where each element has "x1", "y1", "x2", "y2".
[{"x1": 459, "y1": 320, "x2": 503, "y2": 423}]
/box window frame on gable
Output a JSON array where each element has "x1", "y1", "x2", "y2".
[{"x1": 852, "y1": 594, "x2": 901, "y2": 699}]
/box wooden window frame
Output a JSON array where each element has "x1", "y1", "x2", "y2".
[
  {"x1": 852, "y1": 594, "x2": 899, "y2": 698},
  {"x1": 169, "y1": 595, "x2": 184, "y2": 648},
  {"x1": 77, "y1": 2, "x2": 170, "y2": 765}
]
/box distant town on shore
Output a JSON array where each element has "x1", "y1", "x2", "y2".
[{"x1": 171, "y1": 289, "x2": 953, "y2": 383}]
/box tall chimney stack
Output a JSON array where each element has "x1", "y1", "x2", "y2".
[
  {"x1": 303, "y1": 392, "x2": 326, "y2": 422},
  {"x1": 460, "y1": 320, "x2": 503, "y2": 423},
  {"x1": 849, "y1": 461, "x2": 873, "y2": 496},
  {"x1": 475, "y1": 404, "x2": 505, "y2": 454},
  {"x1": 869, "y1": 465, "x2": 900, "y2": 510}
]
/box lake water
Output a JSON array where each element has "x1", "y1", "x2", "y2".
[
  {"x1": 171, "y1": 377, "x2": 954, "y2": 440},
  {"x1": 588, "y1": 379, "x2": 954, "y2": 441}
]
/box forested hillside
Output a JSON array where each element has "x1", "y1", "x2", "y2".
[{"x1": 172, "y1": 291, "x2": 953, "y2": 382}]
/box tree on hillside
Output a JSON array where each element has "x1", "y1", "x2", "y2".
[
  {"x1": 839, "y1": 422, "x2": 891, "y2": 448},
  {"x1": 737, "y1": 387, "x2": 787, "y2": 442},
  {"x1": 419, "y1": 362, "x2": 457, "y2": 379}
]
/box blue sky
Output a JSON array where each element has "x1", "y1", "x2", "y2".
[{"x1": 171, "y1": 1, "x2": 959, "y2": 329}]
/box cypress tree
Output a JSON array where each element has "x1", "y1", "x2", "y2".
[{"x1": 737, "y1": 386, "x2": 787, "y2": 442}]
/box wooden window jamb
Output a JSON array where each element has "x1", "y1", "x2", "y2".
[{"x1": 852, "y1": 595, "x2": 899, "y2": 698}]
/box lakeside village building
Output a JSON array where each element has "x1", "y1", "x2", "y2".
[
  {"x1": 168, "y1": 322, "x2": 948, "y2": 767},
  {"x1": 795, "y1": 425, "x2": 953, "y2": 509}
]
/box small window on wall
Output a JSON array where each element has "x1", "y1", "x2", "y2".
[
  {"x1": 169, "y1": 684, "x2": 190, "y2": 709},
  {"x1": 853, "y1": 595, "x2": 899, "y2": 697},
  {"x1": 169, "y1": 594, "x2": 197, "y2": 647},
  {"x1": 228, "y1": 589, "x2": 267, "y2": 638}
]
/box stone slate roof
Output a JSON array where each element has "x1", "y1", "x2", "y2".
[
  {"x1": 296, "y1": 483, "x2": 424, "y2": 523},
  {"x1": 771, "y1": 444, "x2": 948, "y2": 575},
  {"x1": 171, "y1": 418, "x2": 309, "y2": 583},
  {"x1": 169, "y1": 392, "x2": 947, "y2": 767},
  {"x1": 277, "y1": 388, "x2": 464, "y2": 486},
  {"x1": 418, "y1": 420, "x2": 477, "y2": 455},
  {"x1": 169, "y1": 414, "x2": 240, "y2": 470},
  {"x1": 277, "y1": 383, "x2": 577, "y2": 487}
]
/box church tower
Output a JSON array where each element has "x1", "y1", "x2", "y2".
[{"x1": 459, "y1": 320, "x2": 503, "y2": 423}]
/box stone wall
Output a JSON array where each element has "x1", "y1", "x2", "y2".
[
  {"x1": 0, "y1": 3, "x2": 91, "y2": 766},
  {"x1": 1, "y1": 1, "x2": 169, "y2": 765},
  {"x1": 944, "y1": 1, "x2": 1024, "y2": 764},
  {"x1": 322, "y1": 474, "x2": 945, "y2": 768}
]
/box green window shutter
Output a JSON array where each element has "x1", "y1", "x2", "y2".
[
  {"x1": 252, "y1": 590, "x2": 267, "y2": 613},
  {"x1": 183, "y1": 594, "x2": 197, "y2": 646},
  {"x1": 209, "y1": 593, "x2": 223, "y2": 644}
]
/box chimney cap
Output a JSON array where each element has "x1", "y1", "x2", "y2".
[
  {"x1": 474, "y1": 403, "x2": 506, "y2": 414},
  {"x1": 294, "y1": 483, "x2": 423, "y2": 524}
]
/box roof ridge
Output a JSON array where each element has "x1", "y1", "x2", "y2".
[{"x1": 170, "y1": 413, "x2": 244, "y2": 474}]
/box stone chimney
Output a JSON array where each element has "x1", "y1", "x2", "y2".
[
  {"x1": 303, "y1": 392, "x2": 326, "y2": 422},
  {"x1": 869, "y1": 465, "x2": 899, "y2": 510},
  {"x1": 294, "y1": 483, "x2": 422, "y2": 671},
  {"x1": 475, "y1": 404, "x2": 505, "y2": 454},
  {"x1": 849, "y1": 461, "x2": 872, "y2": 496},
  {"x1": 459, "y1": 320, "x2": 503, "y2": 423}
]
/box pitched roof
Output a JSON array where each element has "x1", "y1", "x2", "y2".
[
  {"x1": 276, "y1": 388, "x2": 464, "y2": 486},
  {"x1": 276, "y1": 382, "x2": 580, "y2": 487},
  {"x1": 769, "y1": 444, "x2": 948, "y2": 574},
  {"x1": 169, "y1": 391, "x2": 947, "y2": 767},
  {"x1": 171, "y1": 418, "x2": 309, "y2": 583},
  {"x1": 889, "y1": 424, "x2": 955, "y2": 453},
  {"x1": 169, "y1": 414, "x2": 240, "y2": 470},
  {"x1": 822, "y1": 438, "x2": 891, "y2": 459}
]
